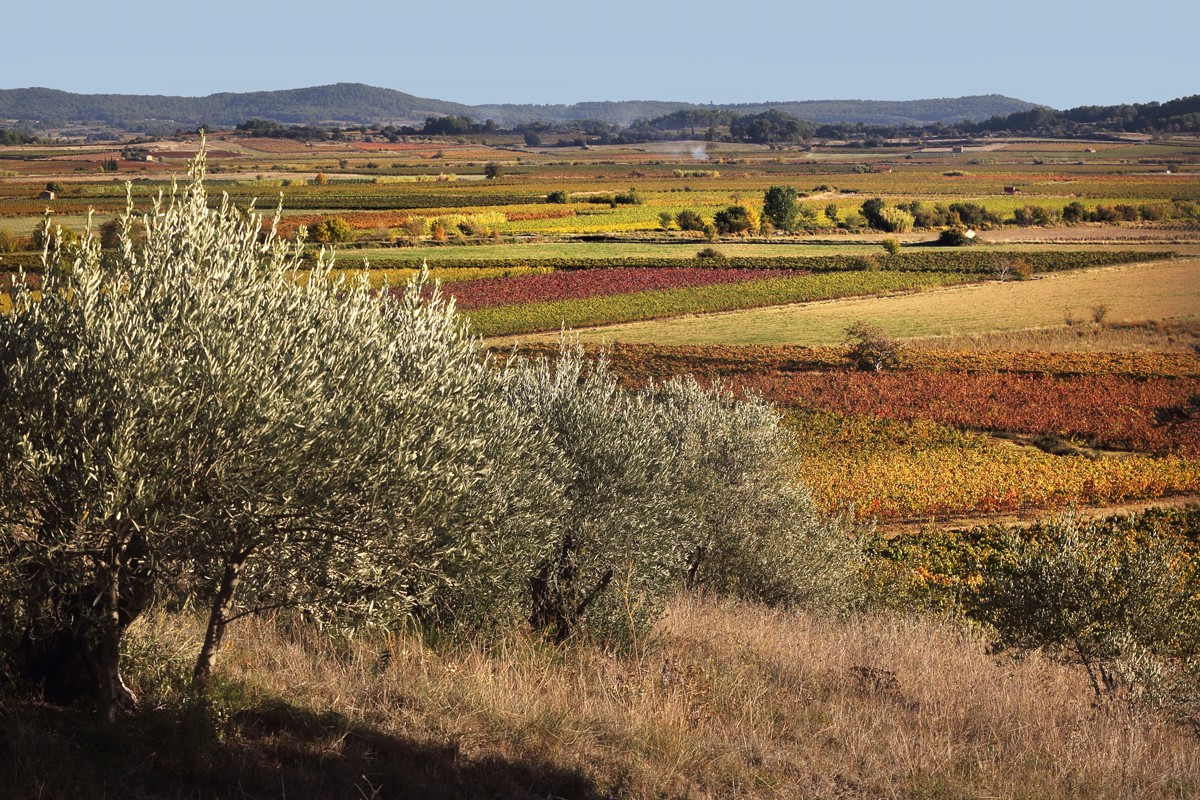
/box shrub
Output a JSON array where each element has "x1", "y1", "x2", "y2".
[
  {"x1": 969, "y1": 515, "x2": 1200, "y2": 714},
  {"x1": 839, "y1": 211, "x2": 866, "y2": 231},
  {"x1": 848, "y1": 254, "x2": 879, "y2": 271},
  {"x1": 713, "y1": 205, "x2": 758, "y2": 236},
  {"x1": 937, "y1": 225, "x2": 975, "y2": 246},
  {"x1": 1061, "y1": 201, "x2": 1087, "y2": 224},
  {"x1": 844, "y1": 321, "x2": 903, "y2": 371},
  {"x1": 657, "y1": 376, "x2": 865, "y2": 609},
  {"x1": 613, "y1": 187, "x2": 643, "y2": 205},
  {"x1": 877, "y1": 208, "x2": 914, "y2": 234},
  {"x1": 695, "y1": 246, "x2": 726, "y2": 260},
  {"x1": 0, "y1": 229, "x2": 24, "y2": 253},
  {"x1": 881, "y1": 238, "x2": 901, "y2": 255},
  {"x1": 309, "y1": 216, "x2": 353, "y2": 244},
  {"x1": 675, "y1": 209, "x2": 706, "y2": 232},
  {"x1": 545, "y1": 190, "x2": 569, "y2": 204}
]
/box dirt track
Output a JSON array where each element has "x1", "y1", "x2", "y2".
[{"x1": 879, "y1": 493, "x2": 1200, "y2": 536}]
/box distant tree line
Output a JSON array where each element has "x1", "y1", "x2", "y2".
[
  {"x1": 0, "y1": 127, "x2": 36, "y2": 145},
  {"x1": 965, "y1": 94, "x2": 1200, "y2": 135},
  {"x1": 223, "y1": 92, "x2": 1198, "y2": 150},
  {"x1": 235, "y1": 118, "x2": 332, "y2": 141}
]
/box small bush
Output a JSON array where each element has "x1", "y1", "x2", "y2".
[
  {"x1": 844, "y1": 321, "x2": 903, "y2": 372},
  {"x1": 937, "y1": 225, "x2": 974, "y2": 246},
  {"x1": 695, "y1": 247, "x2": 726, "y2": 260},
  {"x1": 675, "y1": 209, "x2": 706, "y2": 232},
  {"x1": 969, "y1": 515, "x2": 1200, "y2": 714},
  {"x1": 848, "y1": 254, "x2": 879, "y2": 272},
  {"x1": 545, "y1": 190, "x2": 569, "y2": 204},
  {"x1": 613, "y1": 187, "x2": 643, "y2": 205},
  {"x1": 881, "y1": 238, "x2": 901, "y2": 255}
]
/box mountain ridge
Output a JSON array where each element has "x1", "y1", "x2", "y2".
[{"x1": 0, "y1": 83, "x2": 1042, "y2": 130}]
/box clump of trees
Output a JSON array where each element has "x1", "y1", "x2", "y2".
[
  {"x1": 713, "y1": 205, "x2": 759, "y2": 235},
  {"x1": 0, "y1": 128, "x2": 37, "y2": 146},
  {"x1": 0, "y1": 148, "x2": 861, "y2": 718},
  {"x1": 236, "y1": 118, "x2": 330, "y2": 141}
]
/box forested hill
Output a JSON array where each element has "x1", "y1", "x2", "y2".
[
  {"x1": 0, "y1": 84, "x2": 1038, "y2": 129},
  {"x1": 474, "y1": 95, "x2": 1042, "y2": 127},
  {"x1": 0, "y1": 84, "x2": 476, "y2": 128}
]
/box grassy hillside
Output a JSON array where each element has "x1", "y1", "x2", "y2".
[{"x1": 5, "y1": 596, "x2": 1197, "y2": 799}]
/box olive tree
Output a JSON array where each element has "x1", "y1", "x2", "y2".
[
  {"x1": 501, "y1": 342, "x2": 693, "y2": 644},
  {"x1": 970, "y1": 515, "x2": 1200, "y2": 712},
  {"x1": 0, "y1": 149, "x2": 521, "y2": 715},
  {"x1": 655, "y1": 376, "x2": 865, "y2": 609}
]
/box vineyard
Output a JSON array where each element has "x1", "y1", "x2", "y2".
[
  {"x1": 2, "y1": 129, "x2": 1198, "y2": 528},
  {"x1": 515, "y1": 341, "x2": 1200, "y2": 521}
]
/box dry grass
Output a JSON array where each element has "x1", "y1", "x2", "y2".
[
  {"x1": 914, "y1": 319, "x2": 1200, "y2": 354},
  {"x1": 546, "y1": 257, "x2": 1200, "y2": 346},
  {"x1": 8, "y1": 597, "x2": 1194, "y2": 799}
]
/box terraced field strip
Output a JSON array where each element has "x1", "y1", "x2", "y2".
[{"x1": 540, "y1": 256, "x2": 1200, "y2": 346}]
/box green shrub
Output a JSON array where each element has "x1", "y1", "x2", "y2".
[
  {"x1": 969, "y1": 515, "x2": 1200, "y2": 714},
  {"x1": 937, "y1": 225, "x2": 974, "y2": 246},
  {"x1": 713, "y1": 205, "x2": 757, "y2": 235}
]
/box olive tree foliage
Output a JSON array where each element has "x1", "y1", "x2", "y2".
[
  {"x1": 429, "y1": 343, "x2": 867, "y2": 644},
  {"x1": 501, "y1": 343, "x2": 693, "y2": 644},
  {"x1": 0, "y1": 148, "x2": 530, "y2": 714},
  {"x1": 969, "y1": 515, "x2": 1200, "y2": 716},
  {"x1": 654, "y1": 377, "x2": 866, "y2": 611}
]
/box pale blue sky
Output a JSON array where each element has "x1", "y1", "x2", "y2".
[{"x1": 2, "y1": 0, "x2": 1195, "y2": 109}]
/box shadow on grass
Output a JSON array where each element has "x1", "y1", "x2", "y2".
[{"x1": 1, "y1": 696, "x2": 605, "y2": 799}]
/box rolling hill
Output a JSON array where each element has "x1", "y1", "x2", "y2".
[{"x1": 0, "y1": 84, "x2": 1041, "y2": 130}]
